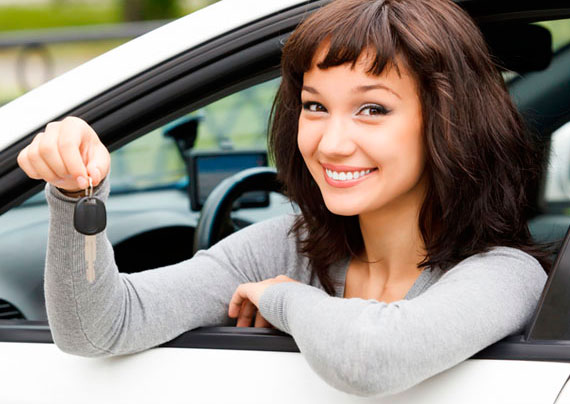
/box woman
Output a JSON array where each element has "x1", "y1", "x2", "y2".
[{"x1": 17, "y1": 0, "x2": 549, "y2": 397}]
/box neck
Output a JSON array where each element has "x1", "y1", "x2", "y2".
[{"x1": 357, "y1": 177, "x2": 427, "y2": 281}]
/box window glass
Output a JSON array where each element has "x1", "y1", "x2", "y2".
[
  {"x1": 108, "y1": 78, "x2": 280, "y2": 193},
  {"x1": 535, "y1": 19, "x2": 570, "y2": 52}
]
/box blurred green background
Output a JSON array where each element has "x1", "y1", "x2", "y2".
[
  {"x1": 0, "y1": 0, "x2": 219, "y2": 104},
  {"x1": 0, "y1": 0, "x2": 217, "y2": 30}
]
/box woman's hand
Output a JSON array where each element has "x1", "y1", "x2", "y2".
[
  {"x1": 17, "y1": 116, "x2": 110, "y2": 192},
  {"x1": 229, "y1": 275, "x2": 298, "y2": 328}
]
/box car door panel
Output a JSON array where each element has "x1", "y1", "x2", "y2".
[{"x1": 0, "y1": 341, "x2": 568, "y2": 403}]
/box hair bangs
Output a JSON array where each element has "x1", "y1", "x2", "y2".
[{"x1": 282, "y1": 0, "x2": 401, "y2": 81}]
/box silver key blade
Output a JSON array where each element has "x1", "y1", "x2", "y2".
[{"x1": 85, "y1": 235, "x2": 96, "y2": 283}]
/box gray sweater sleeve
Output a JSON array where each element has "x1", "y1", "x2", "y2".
[
  {"x1": 45, "y1": 177, "x2": 547, "y2": 397},
  {"x1": 258, "y1": 248, "x2": 547, "y2": 397},
  {"x1": 44, "y1": 176, "x2": 306, "y2": 357}
]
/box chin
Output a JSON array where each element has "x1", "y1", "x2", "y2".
[{"x1": 322, "y1": 200, "x2": 366, "y2": 217}]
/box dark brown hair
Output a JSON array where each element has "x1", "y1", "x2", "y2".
[{"x1": 269, "y1": 0, "x2": 552, "y2": 295}]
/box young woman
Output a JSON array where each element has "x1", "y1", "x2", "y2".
[{"x1": 17, "y1": 0, "x2": 549, "y2": 397}]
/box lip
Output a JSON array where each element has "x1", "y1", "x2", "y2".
[
  {"x1": 321, "y1": 164, "x2": 378, "y2": 188},
  {"x1": 321, "y1": 163, "x2": 376, "y2": 172}
]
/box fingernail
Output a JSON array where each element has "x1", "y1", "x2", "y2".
[
  {"x1": 77, "y1": 176, "x2": 87, "y2": 189},
  {"x1": 93, "y1": 168, "x2": 101, "y2": 183}
]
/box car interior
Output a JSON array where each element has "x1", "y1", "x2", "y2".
[{"x1": 0, "y1": 2, "x2": 569, "y2": 357}]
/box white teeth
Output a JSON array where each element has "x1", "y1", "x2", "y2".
[{"x1": 325, "y1": 168, "x2": 373, "y2": 181}]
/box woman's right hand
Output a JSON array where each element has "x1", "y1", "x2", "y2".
[{"x1": 17, "y1": 116, "x2": 110, "y2": 192}]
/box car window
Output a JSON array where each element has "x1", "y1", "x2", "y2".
[
  {"x1": 0, "y1": 77, "x2": 281, "y2": 322},
  {"x1": 106, "y1": 77, "x2": 280, "y2": 193}
]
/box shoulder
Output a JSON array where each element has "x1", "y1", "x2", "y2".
[
  {"x1": 452, "y1": 246, "x2": 546, "y2": 277},
  {"x1": 439, "y1": 246, "x2": 547, "y2": 301}
]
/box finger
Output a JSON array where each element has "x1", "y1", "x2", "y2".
[
  {"x1": 254, "y1": 312, "x2": 273, "y2": 328},
  {"x1": 27, "y1": 133, "x2": 61, "y2": 183},
  {"x1": 236, "y1": 300, "x2": 258, "y2": 327},
  {"x1": 228, "y1": 285, "x2": 248, "y2": 318},
  {"x1": 17, "y1": 146, "x2": 42, "y2": 180},
  {"x1": 57, "y1": 118, "x2": 90, "y2": 189},
  {"x1": 38, "y1": 122, "x2": 68, "y2": 179},
  {"x1": 86, "y1": 141, "x2": 110, "y2": 186}
]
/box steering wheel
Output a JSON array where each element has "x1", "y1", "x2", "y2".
[{"x1": 192, "y1": 166, "x2": 282, "y2": 254}]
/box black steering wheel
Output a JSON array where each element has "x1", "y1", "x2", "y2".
[{"x1": 192, "y1": 166, "x2": 282, "y2": 254}]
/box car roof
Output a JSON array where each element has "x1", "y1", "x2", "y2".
[{"x1": 0, "y1": 0, "x2": 305, "y2": 151}]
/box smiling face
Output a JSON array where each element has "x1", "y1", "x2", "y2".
[{"x1": 297, "y1": 50, "x2": 427, "y2": 218}]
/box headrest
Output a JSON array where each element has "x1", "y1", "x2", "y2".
[{"x1": 482, "y1": 23, "x2": 552, "y2": 74}]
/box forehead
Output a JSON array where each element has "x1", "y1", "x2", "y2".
[
  {"x1": 308, "y1": 41, "x2": 405, "y2": 80},
  {"x1": 302, "y1": 44, "x2": 421, "y2": 103}
]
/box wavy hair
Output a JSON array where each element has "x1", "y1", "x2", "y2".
[{"x1": 269, "y1": 0, "x2": 552, "y2": 295}]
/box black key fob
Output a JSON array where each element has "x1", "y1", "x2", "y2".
[{"x1": 74, "y1": 196, "x2": 107, "y2": 236}]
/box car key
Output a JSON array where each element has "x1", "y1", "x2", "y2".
[{"x1": 73, "y1": 177, "x2": 107, "y2": 283}]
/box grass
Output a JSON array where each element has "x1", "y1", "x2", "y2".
[
  {"x1": 0, "y1": 1, "x2": 221, "y2": 33},
  {"x1": 0, "y1": 4, "x2": 122, "y2": 32}
]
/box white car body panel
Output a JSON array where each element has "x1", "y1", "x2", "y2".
[
  {"x1": 1, "y1": 342, "x2": 568, "y2": 403},
  {"x1": 556, "y1": 379, "x2": 570, "y2": 404},
  {"x1": 0, "y1": 0, "x2": 305, "y2": 150}
]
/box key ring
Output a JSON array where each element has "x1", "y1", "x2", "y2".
[{"x1": 85, "y1": 177, "x2": 93, "y2": 198}]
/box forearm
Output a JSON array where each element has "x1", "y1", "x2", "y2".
[
  {"x1": 44, "y1": 178, "x2": 295, "y2": 357},
  {"x1": 45, "y1": 176, "x2": 121, "y2": 356},
  {"x1": 258, "y1": 252, "x2": 546, "y2": 397},
  {"x1": 44, "y1": 177, "x2": 196, "y2": 357},
  {"x1": 259, "y1": 283, "x2": 403, "y2": 396}
]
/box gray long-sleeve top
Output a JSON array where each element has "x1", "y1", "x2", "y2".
[{"x1": 44, "y1": 177, "x2": 547, "y2": 397}]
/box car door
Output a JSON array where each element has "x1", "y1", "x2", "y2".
[{"x1": 1, "y1": 1, "x2": 570, "y2": 403}]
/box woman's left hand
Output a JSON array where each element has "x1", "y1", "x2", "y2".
[{"x1": 228, "y1": 275, "x2": 298, "y2": 327}]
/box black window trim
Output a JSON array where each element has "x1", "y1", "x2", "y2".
[{"x1": 2, "y1": 321, "x2": 570, "y2": 362}]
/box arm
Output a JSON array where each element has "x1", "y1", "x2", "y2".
[
  {"x1": 45, "y1": 176, "x2": 299, "y2": 357},
  {"x1": 258, "y1": 248, "x2": 547, "y2": 397}
]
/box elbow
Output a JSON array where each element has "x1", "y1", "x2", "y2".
[
  {"x1": 305, "y1": 345, "x2": 409, "y2": 398},
  {"x1": 51, "y1": 330, "x2": 115, "y2": 358},
  {"x1": 329, "y1": 363, "x2": 403, "y2": 398}
]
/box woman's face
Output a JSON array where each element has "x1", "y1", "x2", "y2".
[{"x1": 297, "y1": 51, "x2": 426, "y2": 218}]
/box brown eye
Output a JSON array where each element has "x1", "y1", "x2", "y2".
[
  {"x1": 302, "y1": 102, "x2": 326, "y2": 113},
  {"x1": 359, "y1": 104, "x2": 390, "y2": 116}
]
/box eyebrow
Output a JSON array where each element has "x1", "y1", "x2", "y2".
[{"x1": 302, "y1": 84, "x2": 401, "y2": 99}]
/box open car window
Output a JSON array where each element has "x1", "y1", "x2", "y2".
[
  {"x1": 109, "y1": 78, "x2": 280, "y2": 194},
  {"x1": 0, "y1": 77, "x2": 281, "y2": 323}
]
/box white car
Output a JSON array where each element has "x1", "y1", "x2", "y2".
[{"x1": 0, "y1": 0, "x2": 570, "y2": 402}]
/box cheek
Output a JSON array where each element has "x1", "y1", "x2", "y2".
[
  {"x1": 363, "y1": 118, "x2": 424, "y2": 173},
  {"x1": 297, "y1": 119, "x2": 320, "y2": 161}
]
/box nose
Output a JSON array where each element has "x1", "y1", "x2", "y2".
[{"x1": 318, "y1": 115, "x2": 356, "y2": 157}]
